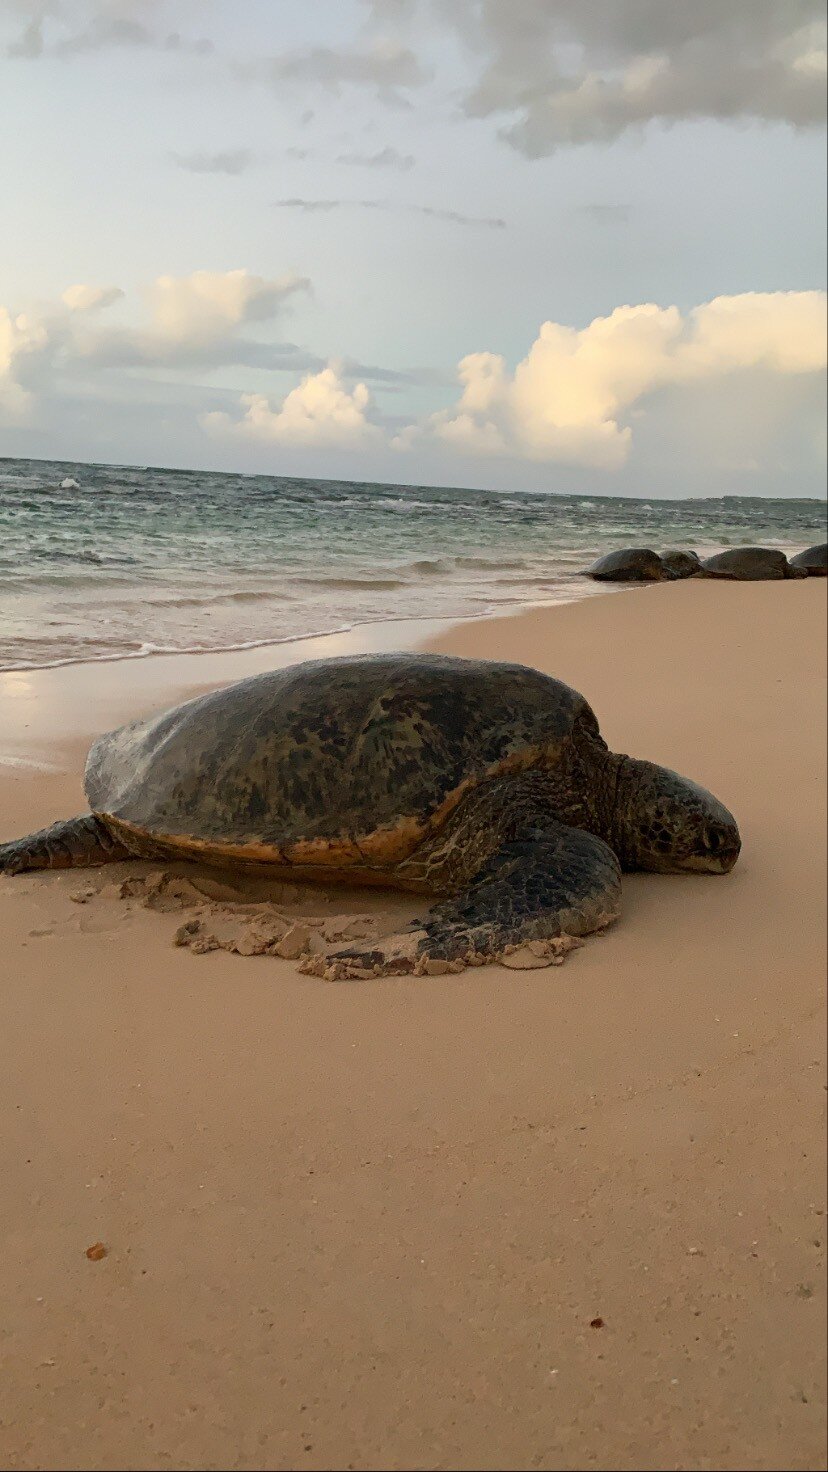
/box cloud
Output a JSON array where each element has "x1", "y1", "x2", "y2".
[
  {"x1": 150, "y1": 269, "x2": 306, "y2": 336},
  {"x1": 368, "y1": 0, "x2": 827, "y2": 153},
  {"x1": 6, "y1": 14, "x2": 46, "y2": 58},
  {"x1": 417, "y1": 204, "x2": 504, "y2": 228},
  {"x1": 258, "y1": 38, "x2": 427, "y2": 101},
  {"x1": 62, "y1": 283, "x2": 125, "y2": 312},
  {"x1": 76, "y1": 268, "x2": 311, "y2": 369},
  {"x1": 203, "y1": 366, "x2": 382, "y2": 449},
  {"x1": 0, "y1": 307, "x2": 52, "y2": 420},
  {"x1": 0, "y1": 269, "x2": 428, "y2": 427},
  {"x1": 273, "y1": 198, "x2": 505, "y2": 228},
  {"x1": 4, "y1": 274, "x2": 824, "y2": 486},
  {"x1": 199, "y1": 289, "x2": 826, "y2": 474},
  {"x1": 3, "y1": 1, "x2": 212, "y2": 60},
  {"x1": 275, "y1": 198, "x2": 343, "y2": 214},
  {"x1": 422, "y1": 291, "x2": 827, "y2": 468},
  {"x1": 171, "y1": 149, "x2": 254, "y2": 176},
  {"x1": 0, "y1": 269, "x2": 314, "y2": 420},
  {"x1": 337, "y1": 146, "x2": 415, "y2": 171}
]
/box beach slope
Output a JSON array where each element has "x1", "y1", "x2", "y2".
[{"x1": 0, "y1": 580, "x2": 825, "y2": 1471}]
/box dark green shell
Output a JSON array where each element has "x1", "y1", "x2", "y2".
[
  {"x1": 660, "y1": 549, "x2": 701, "y2": 579},
  {"x1": 790, "y1": 543, "x2": 827, "y2": 575},
  {"x1": 588, "y1": 548, "x2": 664, "y2": 582},
  {"x1": 83, "y1": 653, "x2": 597, "y2": 850},
  {"x1": 698, "y1": 548, "x2": 790, "y2": 580}
]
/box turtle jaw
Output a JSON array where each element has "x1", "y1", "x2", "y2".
[
  {"x1": 633, "y1": 840, "x2": 740, "y2": 875},
  {"x1": 672, "y1": 835, "x2": 741, "y2": 875}
]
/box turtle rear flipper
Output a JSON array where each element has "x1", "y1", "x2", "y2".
[
  {"x1": 311, "y1": 821, "x2": 622, "y2": 978},
  {"x1": 0, "y1": 815, "x2": 132, "y2": 875}
]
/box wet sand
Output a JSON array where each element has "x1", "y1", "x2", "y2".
[{"x1": 0, "y1": 579, "x2": 825, "y2": 1471}]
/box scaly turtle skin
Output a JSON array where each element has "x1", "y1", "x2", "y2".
[
  {"x1": 698, "y1": 548, "x2": 799, "y2": 581},
  {"x1": 790, "y1": 543, "x2": 827, "y2": 577},
  {"x1": 587, "y1": 549, "x2": 665, "y2": 582},
  {"x1": 0, "y1": 654, "x2": 741, "y2": 976}
]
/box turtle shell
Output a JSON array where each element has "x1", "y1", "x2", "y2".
[
  {"x1": 698, "y1": 548, "x2": 790, "y2": 581},
  {"x1": 789, "y1": 543, "x2": 827, "y2": 576},
  {"x1": 587, "y1": 548, "x2": 664, "y2": 582},
  {"x1": 84, "y1": 653, "x2": 598, "y2": 869},
  {"x1": 660, "y1": 549, "x2": 701, "y2": 579}
]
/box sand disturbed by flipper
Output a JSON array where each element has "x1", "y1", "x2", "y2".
[{"x1": 0, "y1": 579, "x2": 824, "y2": 1472}]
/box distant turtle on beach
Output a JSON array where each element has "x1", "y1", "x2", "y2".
[
  {"x1": 789, "y1": 543, "x2": 827, "y2": 576},
  {"x1": 0, "y1": 654, "x2": 740, "y2": 978},
  {"x1": 698, "y1": 548, "x2": 802, "y2": 581},
  {"x1": 587, "y1": 548, "x2": 665, "y2": 582},
  {"x1": 660, "y1": 549, "x2": 702, "y2": 579}
]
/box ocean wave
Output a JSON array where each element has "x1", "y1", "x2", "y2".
[
  {"x1": 406, "y1": 558, "x2": 449, "y2": 575},
  {"x1": 143, "y1": 588, "x2": 290, "y2": 609},
  {"x1": 375, "y1": 497, "x2": 433, "y2": 512},
  {"x1": 389, "y1": 554, "x2": 531, "y2": 575},
  {"x1": 2, "y1": 457, "x2": 824, "y2": 673},
  {"x1": 0, "y1": 571, "x2": 140, "y2": 590},
  {"x1": 0, "y1": 613, "x2": 449, "y2": 673},
  {"x1": 294, "y1": 575, "x2": 408, "y2": 591},
  {"x1": 26, "y1": 547, "x2": 140, "y2": 567},
  {"x1": 453, "y1": 555, "x2": 529, "y2": 570}
]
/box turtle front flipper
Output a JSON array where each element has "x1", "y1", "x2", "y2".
[
  {"x1": 0, "y1": 815, "x2": 133, "y2": 875},
  {"x1": 306, "y1": 821, "x2": 622, "y2": 979}
]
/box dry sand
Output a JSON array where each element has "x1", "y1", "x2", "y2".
[{"x1": 0, "y1": 580, "x2": 825, "y2": 1471}]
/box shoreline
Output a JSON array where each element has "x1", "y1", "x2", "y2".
[
  {"x1": 0, "y1": 579, "x2": 825, "y2": 1471},
  {"x1": 0, "y1": 578, "x2": 615, "y2": 679},
  {"x1": 0, "y1": 590, "x2": 636, "y2": 771},
  {"x1": 5, "y1": 451, "x2": 825, "y2": 681}
]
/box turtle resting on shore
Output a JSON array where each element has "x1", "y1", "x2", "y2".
[
  {"x1": 698, "y1": 548, "x2": 802, "y2": 581},
  {"x1": 660, "y1": 549, "x2": 702, "y2": 579},
  {"x1": 587, "y1": 548, "x2": 665, "y2": 582},
  {"x1": 789, "y1": 543, "x2": 827, "y2": 576},
  {"x1": 0, "y1": 654, "x2": 740, "y2": 977}
]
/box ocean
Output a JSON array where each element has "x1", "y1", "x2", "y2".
[{"x1": 1, "y1": 456, "x2": 825, "y2": 673}]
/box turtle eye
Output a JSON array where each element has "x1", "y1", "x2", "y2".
[{"x1": 705, "y1": 827, "x2": 723, "y2": 851}]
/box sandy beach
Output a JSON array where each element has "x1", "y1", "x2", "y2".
[{"x1": 0, "y1": 578, "x2": 825, "y2": 1471}]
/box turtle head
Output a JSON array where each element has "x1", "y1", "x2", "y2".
[{"x1": 612, "y1": 757, "x2": 740, "y2": 874}]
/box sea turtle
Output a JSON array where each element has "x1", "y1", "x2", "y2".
[
  {"x1": 789, "y1": 543, "x2": 827, "y2": 576},
  {"x1": 0, "y1": 654, "x2": 740, "y2": 977},
  {"x1": 587, "y1": 548, "x2": 664, "y2": 582},
  {"x1": 660, "y1": 549, "x2": 701, "y2": 579},
  {"x1": 698, "y1": 548, "x2": 800, "y2": 581}
]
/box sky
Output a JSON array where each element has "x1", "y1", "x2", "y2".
[{"x1": 0, "y1": 0, "x2": 826, "y2": 496}]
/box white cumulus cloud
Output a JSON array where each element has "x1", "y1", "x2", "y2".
[
  {"x1": 72, "y1": 268, "x2": 311, "y2": 369},
  {"x1": 62, "y1": 283, "x2": 124, "y2": 312},
  {"x1": 422, "y1": 291, "x2": 828, "y2": 469},
  {"x1": 203, "y1": 366, "x2": 382, "y2": 449},
  {"x1": 0, "y1": 306, "x2": 56, "y2": 421},
  {"x1": 0, "y1": 269, "x2": 314, "y2": 421},
  {"x1": 147, "y1": 269, "x2": 308, "y2": 343}
]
